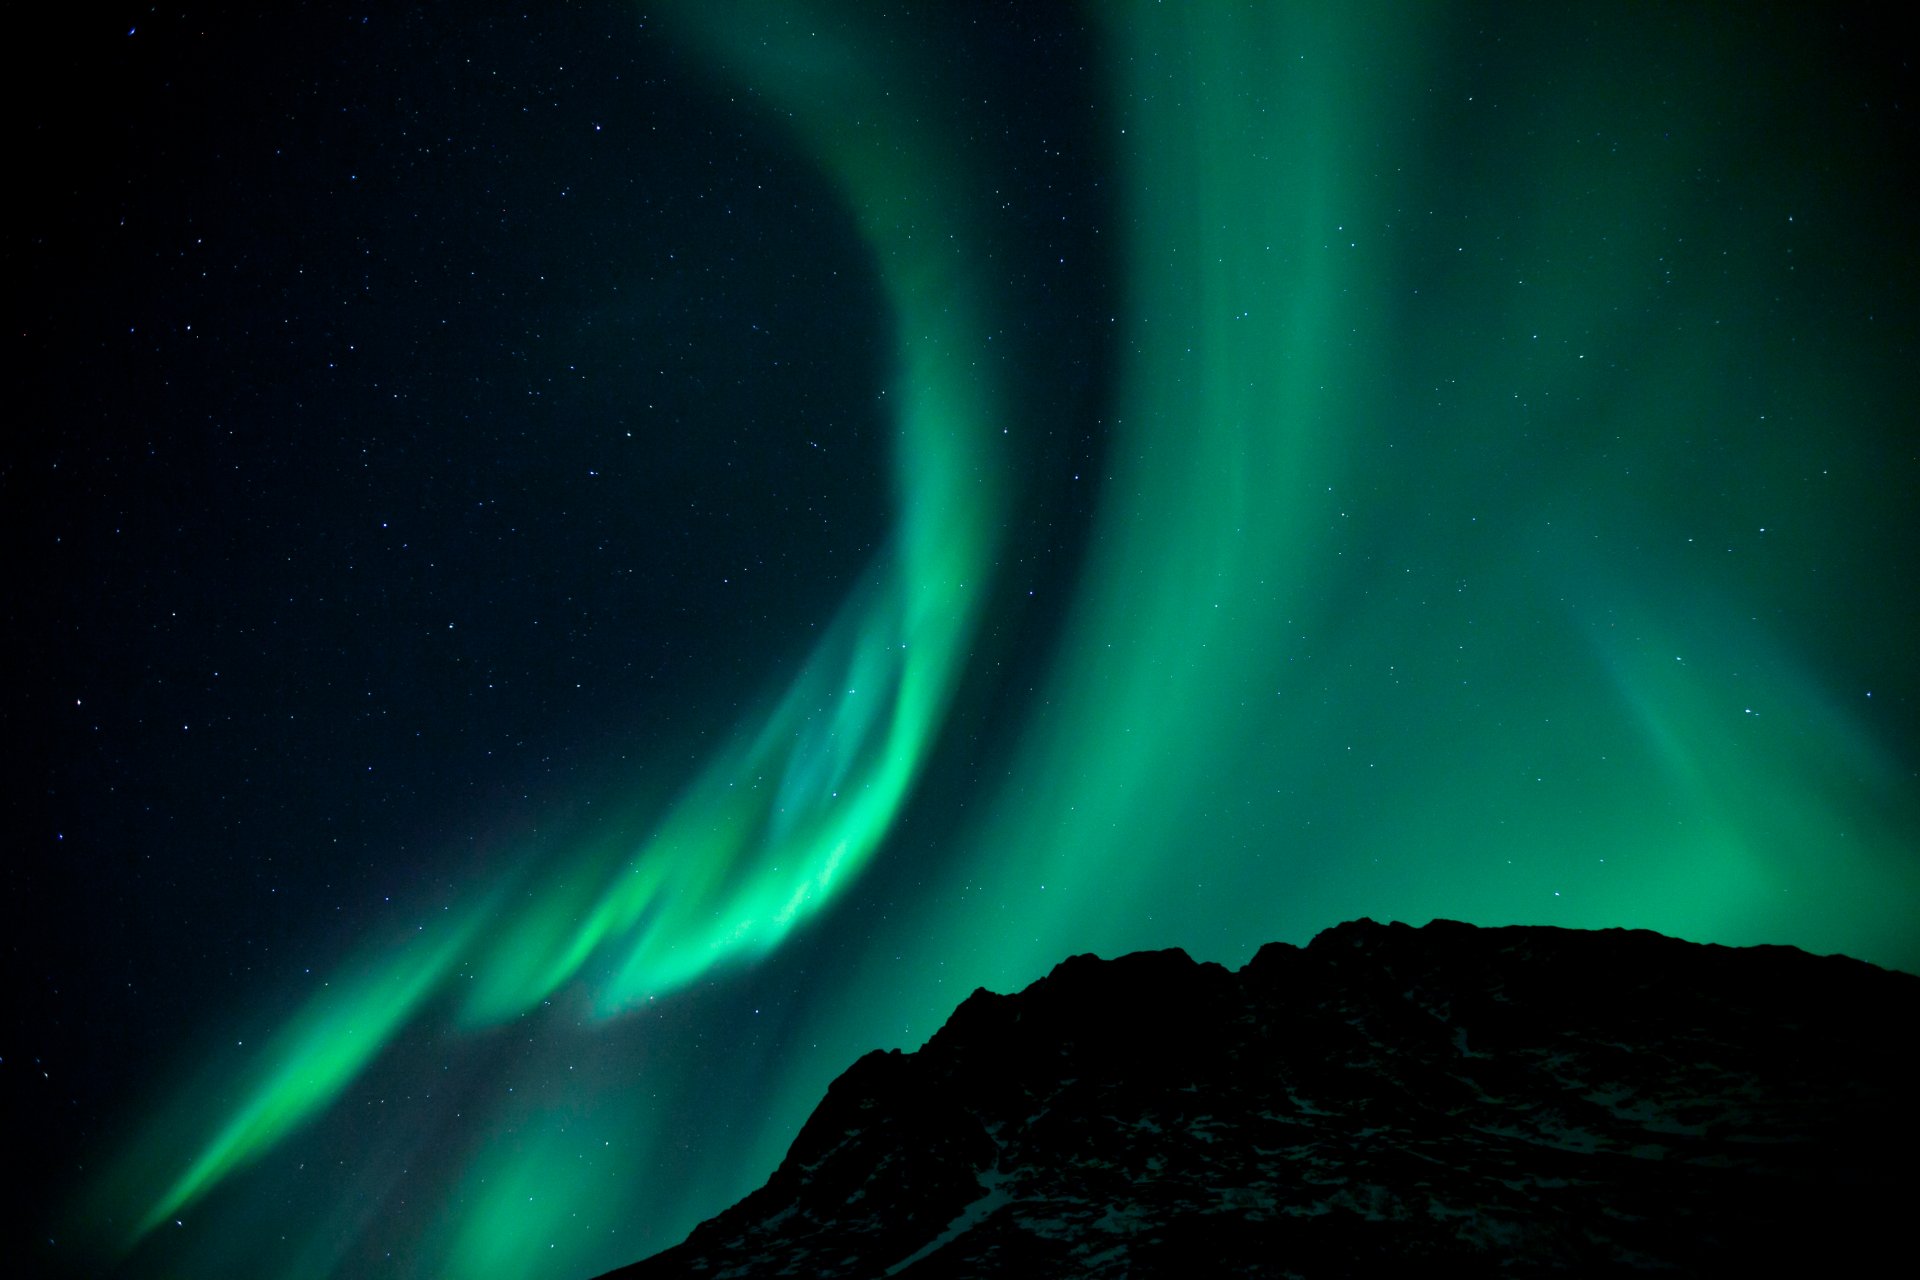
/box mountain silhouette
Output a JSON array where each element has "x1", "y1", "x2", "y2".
[{"x1": 597, "y1": 919, "x2": 1916, "y2": 1277}]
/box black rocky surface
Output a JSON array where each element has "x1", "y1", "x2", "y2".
[{"x1": 598, "y1": 919, "x2": 1918, "y2": 1277}]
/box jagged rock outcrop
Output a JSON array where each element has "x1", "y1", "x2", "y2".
[{"x1": 598, "y1": 919, "x2": 1917, "y2": 1278}]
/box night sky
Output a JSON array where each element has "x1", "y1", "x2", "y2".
[{"x1": 10, "y1": 3, "x2": 1917, "y2": 1277}]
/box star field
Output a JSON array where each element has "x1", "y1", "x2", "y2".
[{"x1": 9, "y1": 3, "x2": 1917, "y2": 1278}]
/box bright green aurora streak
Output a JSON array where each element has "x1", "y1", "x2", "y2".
[
  {"x1": 80, "y1": 4, "x2": 1917, "y2": 1279},
  {"x1": 91, "y1": 0, "x2": 1009, "y2": 1263}
]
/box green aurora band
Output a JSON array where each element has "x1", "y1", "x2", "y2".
[
  {"x1": 849, "y1": 0, "x2": 1920, "y2": 999},
  {"x1": 79, "y1": 3, "x2": 1917, "y2": 1278},
  {"x1": 91, "y1": 0, "x2": 1008, "y2": 1263}
]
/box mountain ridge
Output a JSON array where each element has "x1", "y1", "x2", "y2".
[{"x1": 598, "y1": 919, "x2": 1916, "y2": 1277}]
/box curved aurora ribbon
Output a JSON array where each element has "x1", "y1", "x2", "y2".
[
  {"x1": 103, "y1": 0, "x2": 1005, "y2": 1245},
  {"x1": 91, "y1": 4, "x2": 1920, "y2": 1274},
  {"x1": 456, "y1": 0, "x2": 1008, "y2": 1018}
]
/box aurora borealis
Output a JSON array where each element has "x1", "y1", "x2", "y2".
[{"x1": 11, "y1": 3, "x2": 1917, "y2": 1277}]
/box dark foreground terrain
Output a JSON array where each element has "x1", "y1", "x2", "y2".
[{"x1": 599, "y1": 919, "x2": 1916, "y2": 1277}]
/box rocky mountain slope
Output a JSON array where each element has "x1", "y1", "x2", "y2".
[{"x1": 597, "y1": 919, "x2": 1917, "y2": 1277}]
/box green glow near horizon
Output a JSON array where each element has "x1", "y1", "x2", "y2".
[
  {"x1": 82, "y1": 3, "x2": 1917, "y2": 1277},
  {"x1": 853, "y1": 0, "x2": 1920, "y2": 1004},
  {"x1": 437, "y1": 1094, "x2": 649, "y2": 1280}
]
